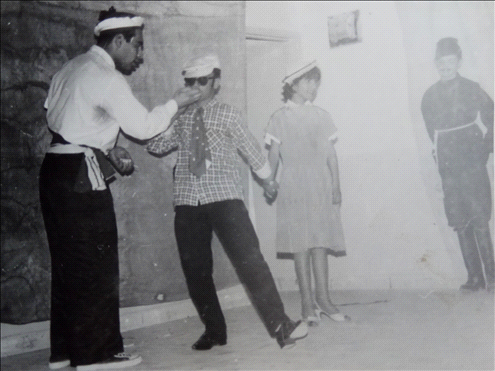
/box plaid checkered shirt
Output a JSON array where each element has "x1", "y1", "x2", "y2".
[{"x1": 146, "y1": 99, "x2": 268, "y2": 206}]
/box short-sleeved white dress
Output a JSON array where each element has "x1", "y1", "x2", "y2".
[{"x1": 265, "y1": 101, "x2": 346, "y2": 256}]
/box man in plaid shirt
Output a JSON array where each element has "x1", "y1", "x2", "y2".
[{"x1": 147, "y1": 53, "x2": 307, "y2": 350}]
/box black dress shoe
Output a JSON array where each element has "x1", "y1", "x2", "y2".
[
  {"x1": 275, "y1": 320, "x2": 308, "y2": 349},
  {"x1": 192, "y1": 332, "x2": 227, "y2": 350},
  {"x1": 460, "y1": 276, "x2": 486, "y2": 291}
]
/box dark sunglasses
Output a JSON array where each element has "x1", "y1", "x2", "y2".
[{"x1": 184, "y1": 76, "x2": 215, "y2": 87}]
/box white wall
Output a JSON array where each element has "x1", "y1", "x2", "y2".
[{"x1": 246, "y1": 1, "x2": 493, "y2": 290}]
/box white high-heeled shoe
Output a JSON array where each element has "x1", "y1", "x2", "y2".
[
  {"x1": 301, "y1": 303, "x2": 320, "y2": 326},
  {"x1": 314, "y1": 301, "x2": 351, "y2": 322}
]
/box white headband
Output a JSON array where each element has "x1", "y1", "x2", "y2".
[
  {"x1": 283, "y1": 60, "x2": 318, "y2": 85},
  {"x1": 94, "y1": 16, "x2": 144, "y2": 36}
]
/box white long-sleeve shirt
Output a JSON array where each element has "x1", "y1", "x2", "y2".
[{"x1": 44, "y1": 45, "x2": 178, "y2": 153}]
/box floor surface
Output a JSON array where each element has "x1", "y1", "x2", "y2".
[{"x1": 1, "y1": 290, "x2": 493, "y2": 370}]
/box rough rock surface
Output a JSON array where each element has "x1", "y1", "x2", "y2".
[{"x1": 1, "y1": 1, "x2": 245, "y2": 324}]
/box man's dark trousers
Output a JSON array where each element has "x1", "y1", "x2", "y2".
[
  {"x1": 174, "y1": 199, "x2": 290, "y2": 338},
  {"x1": 39, "y1": 153, "x2": 124, "y2": 366}
]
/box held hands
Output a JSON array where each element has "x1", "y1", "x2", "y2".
[
  {"x1": 173, "y1": 87, "x2": 201, "y2": 109},
  {"x1": 107, "y1": 146, "x2": 134, "y2": 175},
  {"x1": 263, "y1": 179, "x2": 279, "y2": 205}
]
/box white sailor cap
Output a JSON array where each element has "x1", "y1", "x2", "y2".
[
  {"x1": 282, "y1": 59, "x2": 318, "y2": 85},
  {"x1": 94, "y1": 15, "x2": 144, "y2": 37},
  {"x1": 182, "y1": 53, "x2": 221, "y2": 78}
]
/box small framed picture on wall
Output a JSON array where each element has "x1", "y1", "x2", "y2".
[{"x1": 328, "y1": 10, "x2": 361, "y2": 48}]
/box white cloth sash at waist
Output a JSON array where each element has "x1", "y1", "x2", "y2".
[
  {"x1": 433, "y1": 111, "x2": 487, "y2": 163},
  {"x1": 47, "y1": 143, "x2": 107, "y2": 191}
]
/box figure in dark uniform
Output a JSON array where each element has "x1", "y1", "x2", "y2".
[{"x1": 421, "y1": 37, "x2": 494, "y2": 292}]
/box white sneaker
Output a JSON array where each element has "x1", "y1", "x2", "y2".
[
  {"x1": 49, "y1": 359, "x2": 70, "y2": 369},
  {"x1": 76, "y1": 353, "x2": 142, "y2": 371},
  {"x1": 275, "y1": 320, "x2": 308, "y2": 349},
  {"x1": 329, "y1": 312, "x2": 350, "y2": 322},
  {"x1": 290, "y1": 320, "x2": 308, "y2": 339}
]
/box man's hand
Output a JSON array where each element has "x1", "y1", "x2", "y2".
[
  {"x1": 107, "y1": 146, "x2": 134, "y2": 175},
  {"x1": 173, "y1": 87, "x2": 201, "y2": 109},
  {"x1": 170, "y1": 105, "x2": 188, "y2": 124}
]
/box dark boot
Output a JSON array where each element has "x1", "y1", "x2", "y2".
[
  {"x1": 474, "y1": 226, "x2": 495, "y2": 292},
  {"x1": 460, "y1": 275, "x2": 485, "y2": 291},
  {"x1": 457, "y1": 225, "x2": 485, "y2": 291}
]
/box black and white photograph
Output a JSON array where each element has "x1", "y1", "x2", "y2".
[{"x1": 1, "y1": 1, "x2": 493, "y2": 370}]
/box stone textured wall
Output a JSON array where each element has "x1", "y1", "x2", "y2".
[{"x1": 1, "y1": 1, "x2": 246, "y2": 324}]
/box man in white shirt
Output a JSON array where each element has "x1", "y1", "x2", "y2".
[{"x1": 39, "y1": 7, "x2": 199, "y2": 371}]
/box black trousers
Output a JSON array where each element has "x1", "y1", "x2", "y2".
[
  {"x1": 174, "y1": 200, "x2": 290, "y2": 337},
  {"x1": 39, "y1": 153, "x2": 123, "y2": 366},
  {"x1": 439, "y1": 163, "x2": 492, "y2": 230}
]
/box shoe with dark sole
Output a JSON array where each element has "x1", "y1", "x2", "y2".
[
  {"x1": 275, "y1": 320, "x2": 308, "y2": 349},
  {"x1": 49, "y1": 358, "x2": 70, "y2": 369},
  {"x1": 192, "y1": 332, "x2": 227, "y2": 350},
  {"x1": 76, "y1": 353, "x2": 142, "y2": 371}
]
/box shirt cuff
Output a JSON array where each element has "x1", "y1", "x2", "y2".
[
  {"x1": 167, "y1": 99, "x2": 179, "y2": 115},
  {"x1": 264, "y1": 133, "x2": 281, "y2": 145},
  {"x1": 328, "y1": 133, "x2": 338, "y2": 142},
  {"x1": 254, "y1": 161, "x2": 272, "y2": 179}
]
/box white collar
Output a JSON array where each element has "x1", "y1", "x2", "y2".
[
  {"x1": 285, "y1": 99, "x2": 313, "y2": 108},
  {"x1": 90, "y1": 45, "x2": 115, "y2": 69}
]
